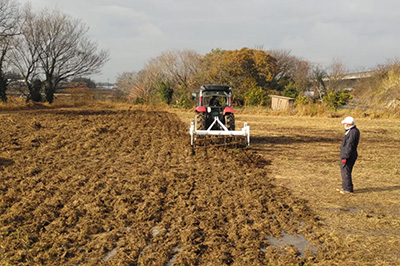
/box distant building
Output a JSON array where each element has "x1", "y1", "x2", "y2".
[
  {"x1": 323, "y1": 71, "x2": 375, "y2": 82},
  {"x1": 322, "y1": 70, "x2": 376, "y2": 92},
  {"x1": 97, "y1": 82, "x2": 115, "y2": 90},
  {"x1": 307, "y1": 70, "x2": 376, "y2": 100},
  {"x1": 270, "y1": 95, "x2": 295, "y2": 111}
]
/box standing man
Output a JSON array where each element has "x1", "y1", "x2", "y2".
[{"x1": 338, "y1": 116, "x2": 360, "y2": 194}]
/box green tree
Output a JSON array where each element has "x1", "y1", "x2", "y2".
[
  {"x1": 158, "y1": 81, "x2": 173, "y2": 104},
  {"x1": 28, "y1": 79, "x2": 43, "y2": 102},
  {"x1": 282, "y1": 81, "x2": 299, "y2": 98},
  {"x1": 244, "y1": 87, "x2": 268, "y2": 106},
  {"x1": 323, "y1": 91, "x2": 353, "y2": 111},
  {"x1": 0, "y1": 45, "x2": 8, "y2": 102},
  {"x1": 202, "y1": 48, "x2": 278, "y2": 105}
]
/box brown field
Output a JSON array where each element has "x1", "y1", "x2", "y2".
[{"x1": 1, "y1": 104, "x2": 399, "y2": 265}]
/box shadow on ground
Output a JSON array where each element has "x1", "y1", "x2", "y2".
[
  {"x1": 355, "y1": 185, "x2": 400, "y2": 194},
  {"x1": 251, "y1": 135, "x2": 339, "y2": 145}
]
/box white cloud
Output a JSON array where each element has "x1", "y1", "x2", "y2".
[{"x1": 95, "y1": 5, "x2": 151, "y2": 21}]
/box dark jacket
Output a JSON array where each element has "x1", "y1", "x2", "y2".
[{"x1": 340, "y1": 126, "x2": 360, "y2": 160}]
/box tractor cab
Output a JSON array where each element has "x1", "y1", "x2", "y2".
[
  {"x1": 197, "y1": 86, "x2": 232, "y2": 106},
  {"x1": 195, "y1": 85, "x2": 232, "y2": 107}
]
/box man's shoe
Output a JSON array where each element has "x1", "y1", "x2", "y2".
[
  {"x1": 336, "y1": 187, "x2": 344, "y2": 192},
  {"x1": 339, "y1": 190, "x2": 353, "y2": 195}
]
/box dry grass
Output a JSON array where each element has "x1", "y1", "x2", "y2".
[
  {"x1": 0, "y1": 96, "x2": 171, "y2": 114},
  {"x1": 258, "y1": 115, "x2": 400, "y2": 265},
  {"x1": 175, "y1": 109, "x2": 400, "y2": 265}
]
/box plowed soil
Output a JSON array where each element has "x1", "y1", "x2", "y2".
[{"x1": 1, "y1": 107, "x2": 346, "y2": 265}]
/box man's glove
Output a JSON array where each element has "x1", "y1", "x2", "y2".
[{"x1": 341, "y1": 159, "x2": 347, "y2": 164}]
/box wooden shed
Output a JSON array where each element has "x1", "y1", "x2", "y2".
[{"x1": 270, "y1": 95, "x2": 295, "y2": 111}]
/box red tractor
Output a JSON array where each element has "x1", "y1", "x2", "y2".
[
  {"x1": 194, "y1": 85, "x2": 235, "y2": 131},
  {"x1": 190, "y1": 85, "x2": 250, "y2": 146}
]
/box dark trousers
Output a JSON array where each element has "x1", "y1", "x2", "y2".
[{"x1": 340, "y1": 157, "x2": 357, "y2": 192}]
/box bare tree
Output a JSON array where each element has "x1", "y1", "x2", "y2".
[
  {"x1": 162, "y1": 50, "x2": 202, "y2": 90},
  {"x1": 267, "y1": 49, "x2": 311, "y2": 93},
  {"x1": 29, "y1": 9, "x2": 109, "y2": 103},
  {"x1": 143, "y1": 50, "x2": 202, "y2": 92},
  {"x1": 9, "y1": 5, "x2": 43, "y2": 101},
  {"x1": 119, "y1": 49, "x2": 202, "y2": 104},
  {"x1": 310, "y1": 64, "x2": 327, "y2": 101},
  {"x1": 267, "y1": 49, "x2": 297, "y2": 81},
  {"x1": 0, "y1": 0, "x2": 21, "y2": 102},
  {"x1": 116, "y1": 71, "x2": 144, "y2": 98},
  {"x1": 116, "y1": 71, "x2": 137, "y2": 94},
  {"x1": 0, "y1": 0, "x2": 20, "y2": 37},
  {"x1": 292, "y1": 60, "x2": 311, "y2": 93},
  {"x1": 326, "y1": 58, "x2": 347, "y2": 92}
]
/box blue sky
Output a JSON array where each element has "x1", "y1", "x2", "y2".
[{"x1": 24, "y1": 0, "x2": 400, "y2": 82}]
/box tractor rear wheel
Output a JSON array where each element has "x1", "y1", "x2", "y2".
[
  {"x1": 196, "y1": 112, "x2": 206, "y2": 130},
  {"x1": 225, "y1": 113, "x2": 235, "y2": 130}
]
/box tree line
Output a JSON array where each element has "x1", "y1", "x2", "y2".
[
  {"x1": 116, "y1": 47, "x2": 357, "y2": 109},
  {"x1": 0, "y1": 0, "x2": 109, "y2": 103}
]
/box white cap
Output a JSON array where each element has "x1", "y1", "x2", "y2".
[{"x1": 341, "y1": 116, "x2": 355, "y2": 125}]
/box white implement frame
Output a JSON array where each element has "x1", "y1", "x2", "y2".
[{"x1": 190, "y1": 116, "x2": 250, "y2": 146}]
